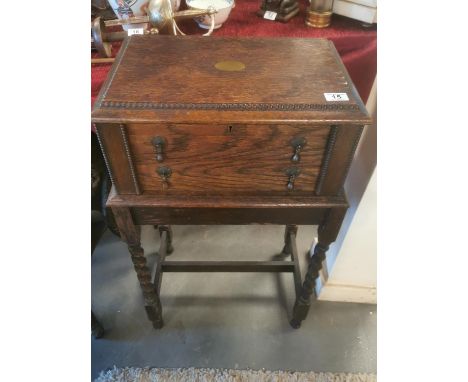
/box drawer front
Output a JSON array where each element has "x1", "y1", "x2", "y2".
[{"x1": 125, "y1": 124, "x2": 331, "y2": 195}]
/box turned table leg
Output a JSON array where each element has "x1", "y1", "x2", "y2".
[
  {"x1": 113, "y1": 207, "x2": 164, "y2": 329},
  {"x1": 158, "y1": 225, "x2": 174, "y2": 255},
  {"x1": 290, "y1": 207, "x2": 347, "y2": 329},
  {"x1": 281, "y1": 225, "x2": 297, "y2": 255}
]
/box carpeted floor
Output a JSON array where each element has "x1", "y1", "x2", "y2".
[{"x1": 95, "y1": 367, "x2": 376, "y2": 382}]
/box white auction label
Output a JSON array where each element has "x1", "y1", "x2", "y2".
[
  {"x1": 263, "y1": 11, "x2": 277, "y2": 20},
  {"x1": 324, "y1": 93, "x2": 349, "y2": 101},
  {"x1": 128, "y1": 28, "x2": 144, "y2": 36}
]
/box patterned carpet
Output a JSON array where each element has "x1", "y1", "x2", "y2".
[{"x1": 95, "y1": 367, "x2": 377, "y2": 382}]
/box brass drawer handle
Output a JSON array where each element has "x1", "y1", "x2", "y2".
[
  {"x1": 290, "y1": 137, "x2": 306, "y2": 163},
  {"x1": 286, "y1": 167, "x2": 300, "y2": 191},
  {"x1": 151, "y1": 136, "x2": 166, "y2": 162},
  {"x1": 157, "y1": 166, "x2": 172, "y2": 185}
]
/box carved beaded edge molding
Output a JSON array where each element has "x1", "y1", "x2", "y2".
[
  {"x1": 119, "y1": 124, "x2": 141, "y2": 194},
  {"x1": 99, "y1": 101, "x2": 360, "y2": 112},
  {"x1": 94, "y1": 37, "x2": 131, "y2": 110},
  {"x1": 314, "y1": 125, "x2": 338, "y2": 195},
  {"x1": 94, "y1": 124, "x2": 119, "y2": 194}
]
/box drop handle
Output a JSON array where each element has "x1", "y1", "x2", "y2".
[
  {"x1": 151, "y1": 136, "x2": 166, "y2": 162},
  {"x1": 286, "y1": 167, "x2": 300, "y2": 191},
  {"x1": 157, "y1": 166, "x2": 172, "y2": 184},
  {"x1": 290, "y1": 137, "x2": 307, "y2": 163}
]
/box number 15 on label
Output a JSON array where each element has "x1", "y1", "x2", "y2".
[{"x1": 324, "y1": 93, "x2": 349, "y2": 101}]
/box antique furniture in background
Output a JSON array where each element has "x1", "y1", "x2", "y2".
[{"x1": 92, "y1": 35, "x2": 371, "y2": 329}]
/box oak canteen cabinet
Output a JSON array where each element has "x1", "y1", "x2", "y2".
[{"x1": 92, "y1": 35, "x2": 371, "y2": 329}]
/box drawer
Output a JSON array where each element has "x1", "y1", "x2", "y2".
[{"x1": 125, "y1": 123, "x2": 331, "y2": 195}]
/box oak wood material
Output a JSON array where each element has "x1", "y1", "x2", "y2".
[
  {"x1": 126, "y1": 123, "x2": 330, "y2": 194},
  {"x1": 92, "y1": 36, "x2": 371, "y2": 125},
  {"x1": 281, "y1": 224, "x2": 297, "y2": 255},
  {"x1": 93, "y1": 36, "x2": 370, "y2": 329},
  {"x1": 316, "y1": 125, "x2": 364, "y2": 195},
  {"x1": 106, "y1": 186, "x2": 349, "y2": 208},
  {"x1": 95, "y1": 123, "x2": 140, "y2": 195},
  {"x1": 288, "y1": 227, "x2": 303, "y2": 297},
  {"x1": 131, "y1": 207, "x2": 329, "y2": 225},
  {"x1": 112, "y1": 207, "x2": 163, "y2": 328},
  {"x1": 161, "y1": 261, "x2": 295, "y2": 272},
  {"x1": 291, "y1": 207, "x2": 347, "y2": 328},
  {"x1": 152, "y1": 230, "x2": 167, "y2": 296}
]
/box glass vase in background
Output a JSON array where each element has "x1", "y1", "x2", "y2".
[{"x1": 306, "y1": 0, "x2": 334, "y2": 28}]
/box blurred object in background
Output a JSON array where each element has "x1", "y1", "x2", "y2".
[
  {"x1": 107, "y1": 0, "x2": 182, "y2": 30},
  {"x1": 92, "y1": 0, "x2": 117, "y2": 20},
  {"x1": 187, "y1": 0, "x2": 234, "y2": 30},
  {"x1": 306, "y1": 0, "x2": 334, "y2": 28},
  {"x1": 257, "y1": 0, "x2": 300, "y2": 23},
  {"x1": 333, "y1": 0, "x2": 376, "y2": 26},
  {"x1": 107, "y1": 0, "x2": 149, "y2": 30}
]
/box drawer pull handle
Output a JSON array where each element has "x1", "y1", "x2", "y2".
[
  {"x1": 286, "y1": 167, "x2": 300, "y2": 191},
  {"x1": 157, "y1": 166, "x2": 172, "y2": 185},
  {"x1": 290, "y1": 137, "x2": 306, "y2": 163},
  {"x1": 151, "y1": 136, "x2": 166, "y2": 162}
]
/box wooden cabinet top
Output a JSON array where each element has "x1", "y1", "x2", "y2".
[{"x1": 92, "y1": 36, "x2": 371, "y2": 125}]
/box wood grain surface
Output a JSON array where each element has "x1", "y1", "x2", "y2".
[
  {"x1": 92, "y1": 36, "x2": 371, "y2": 124},
  {"x1": 125, "y1": 123, "x2": 330, "y2": 194},
  {"x1": 95, "y1": 123, "x2": 139, "y2": 194}
]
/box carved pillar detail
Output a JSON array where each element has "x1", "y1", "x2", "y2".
[{"x1": 113, "y1": 207, "x2": 163, "y2": 329}]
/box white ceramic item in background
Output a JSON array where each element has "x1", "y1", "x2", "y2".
[
  {"x1": 186, "y1": 0, "x2": 234, "y2": 29},
  {"x1": 108, "y1": 0, "x2": 181, "y2": 30}
]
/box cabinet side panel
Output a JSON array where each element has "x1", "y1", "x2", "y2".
[
  {"x1": 95, "y1": 123, "x2": 140, "y2": 195},
  {"x1": 316, "y1": 125, "x2": 364, "y2": 195}
]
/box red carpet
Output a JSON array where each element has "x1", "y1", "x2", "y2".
[{"x1": 92, "y1": 0, "x2": 376, "y2": 107}]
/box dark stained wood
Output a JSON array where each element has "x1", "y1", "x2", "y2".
[
  {"x1": 161, "y1": 261, "x2": 295, "y2": 273},
  {"x1": 91, "y1": 36, "x2": 371, "y2": 125},
  {"x1": 281, "y1": 224, "x2": 297, "y2": 255},
  {"x1": 151, "y1": 226, "x2": 174, "y2": 296},
  {"x1": 288, "y1": 228, "x2": 303, "y2": 298},
  {"x1": 112, "y1": 207, "x2": 163, "y2": 329},
  {"x1": 95, "y1": 123, "x2": 140, "y2": 195},
  {"x1": 158, "y1": 225, "x2": 174, "y2": 254},
  {"x1": 93, "y1": 36, "x2": 370, "y2": 330},
  {"x1": 152, "y1": 230, "x2": 167, "y2": 296},
  {"x1": 131, "y1": 207, "x2": 329, "y2": 225},
  {"x1": 291, "y1": 207, "x2": 347, "y2": 328},
  {"x1": 317, "y1": 207, "x2": 349, "y2": 244},
  {"x1": 106, "y1": 186, "x2": 348, "y2": 208},
  {"x1": 315, "y1": 125, "x2": 364, "y2": 195},
  {"x1": 126, "y1": 123, "x2": 330, "y2": 194}
]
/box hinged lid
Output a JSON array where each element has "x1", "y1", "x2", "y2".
[{"x1": 92, "y1": 36, "x2": 371, "y2": 124}]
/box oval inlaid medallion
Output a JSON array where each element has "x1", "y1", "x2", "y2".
[{"x1": 214, "y1": 60, "x2": 246, "y2": 72}]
